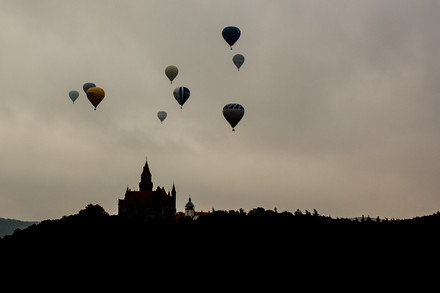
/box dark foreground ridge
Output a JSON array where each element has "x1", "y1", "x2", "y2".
[
  {"x1": 2, "y1": 203, "x2": 439, "y2": 280},
  {"x1": 2, "y1": 204, "x2": 439, "y2": 248}
]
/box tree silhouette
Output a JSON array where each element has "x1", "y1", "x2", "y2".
[
  {"x1": 78, "y1": 204, "x2": 109, "y2": 218},
  {"x1": 294, "y1": 209, "x2": 303, "y2": 216}
]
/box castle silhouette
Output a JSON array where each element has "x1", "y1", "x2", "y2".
[{"x1": 118, "y1": 159, "x2": 176, "y2": 221}]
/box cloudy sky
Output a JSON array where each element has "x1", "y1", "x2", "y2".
[{"x1": 1, "y1": 0, "x2": 440, "y2": 221}]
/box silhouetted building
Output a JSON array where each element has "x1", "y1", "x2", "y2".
[
  {"x1": 185, "y1": 197, "x2": 195, "y2": 218},
  {"x1": 118, "y1": 159, "x2": 176, "y2": 221}
]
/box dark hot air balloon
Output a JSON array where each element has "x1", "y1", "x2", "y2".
[
  {"x1": 222, "y1": 26, "x2": 241, "y2": 50},
  {"x1": 233, "y1": 54, "x2": 245, "y2": 71},
  {"x1": 83, "y1": 82, "x2": 96, "y2": 94},
  {"x1": 173, "y1": 87, "x2": 190, "y2": 109},
  {"x1": 157, "y1": 111, "x2": 167, "y2": 124},
  {"x1": 68, "y1": 90, "x2": 79, "y2": 103},
  {"x1": 223, "y1": 103, "x2": 245, "y2": 131}
]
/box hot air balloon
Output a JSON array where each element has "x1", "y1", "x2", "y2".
[
  {"x1": 223, "y1": 103, "x2": 245, "y2": 131},
  {"x1": 173, "y1": 87, "x2": 190, "y2": 109},
  {"x1": 157, "y1": 111, "x2": 167, "y2": 124},
  {"x1": 222, "y1": 26, "x2": 241, "y2": 50},
  {"x1": 86, "y1": 87, "x2": 105, "y2": 110},
  {"x1": 68, "y1": 90, "x2": 79, "y2": 103},
  {"x1": 233, "y1": 54, "x2": 245, "y2": 71},
  {"x1": 83, "y1": 82, "x2": 96, "y2": 94},
  {"x1": 165, "y1": 65, "x2": 178, "y2": 84}
]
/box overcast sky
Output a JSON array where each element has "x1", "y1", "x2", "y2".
[{"x1": 1, "y1": 0, "x2": 440, "y2": 221}]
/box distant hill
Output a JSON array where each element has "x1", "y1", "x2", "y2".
[{"x1": 0, "y1": 218, "x2": 39, "y2": 237}]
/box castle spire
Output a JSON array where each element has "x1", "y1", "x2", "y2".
[
  {"x1": 142, "y1": 159, "x2": 152, "y2": 177},
  {"x1": 139, "y1": 158, "x2": 153, "y2": 191}
]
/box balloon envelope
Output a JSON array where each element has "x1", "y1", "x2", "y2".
[
  {"x1": 68, "y1": 90, "x2": 79, "y2": 103},
  {"x1": 86, "y1": 87, "x2": 105, "y2": 110},
  {"x1": 222, "y1": 26, "x2": 241, "y2": 49},
  {"x1": 223, "y1": 103, "x2": 245, "y2": 131},
  {"x1": 165, "y1": 66, "x2": 178, "y2": 84},
  {"x1": 157, "y1": 111, "x2": 167, "y2": 123},
  {"x1": 173, "y1": 87, "x2": 190, "y2": 108},
  {"x1": 233, "y1": 54, "x2": 245, "y2": 71},
  {"x1": 83, "y1": 82, "x2": 96, "y2": 94}
]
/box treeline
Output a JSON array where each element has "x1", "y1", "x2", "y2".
[
  {"x1": 1, "y1": 204, "x2": 439, "y2": 249},
  {"x1": 186, "y1": 206, "x2": 440, "y2": 227},
  {"x1": 2, "y1": 204, "x2": 438, "y2": 278}
]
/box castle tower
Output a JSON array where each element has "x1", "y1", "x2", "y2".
[
  {"x1": 118, "y1": 158, "x2": 177, "y2": 221},
  {"x1": 172, "y1": 183, "x2": 176, "y2": 197},
  {"x1": 185, "y1": 197, "x2": 195, "y2": 218},
  {"x1": 139, "y1": 159, "x2": 153, "y2": 192},
  {"x1": 171, "y1": 183, "x2": 176, "y2": 207}
]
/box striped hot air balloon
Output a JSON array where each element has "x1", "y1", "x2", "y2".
[
  {"x1": 223, "y1": 103, "x2": 245, "y2": 131},
  {"x1": 165, "y1": 65, "x2": 178, "y2": 84},
  {"x1": 173, "y1": 87, "x2": 190, "y2": 109}
]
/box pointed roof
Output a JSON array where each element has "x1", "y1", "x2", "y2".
[{"x1": 141, "y1": 159, "x2": 152, "y2": 177}]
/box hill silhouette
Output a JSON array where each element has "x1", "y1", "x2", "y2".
[
  {"x1": 2, "y1": 204, "x2": 439, "y2": 249},
  {"x1": 0, "y1": 218, "x2": 39, "y2": 237},
  {"x1": 2, "y1": 203, "x2": 439, "y2": 280}
]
